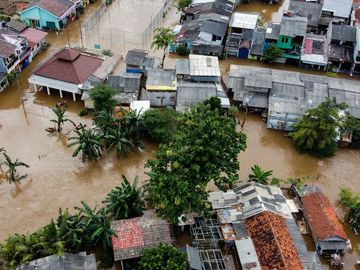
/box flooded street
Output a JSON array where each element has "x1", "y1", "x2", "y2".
[{"x1": 0, "y1": 0, "x2": 359, "y2": 269}]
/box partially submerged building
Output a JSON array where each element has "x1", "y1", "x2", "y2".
[
  {"x1": 125, "y1": 49, "x2": 159, "y2": 74},
  {"x1": 300, "y1": 34, "x2": 328, "y2": 70},
  {"x1": 107, "y1": 72, "x2": 142, "y2": 105},
  {"x1": 301, "y1": 186, "x2": 349, "y2": 256}
]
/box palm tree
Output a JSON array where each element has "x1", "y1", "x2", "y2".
[
  {"x1": 95, "y1": 110, "x2": 118, "y2": 134},
  {"x1": 151, "y1": 27, "x2": 175, "y2": 68},
  {"x1": 50, "y1": 105, "x2": 74, "y2": 133},
  {"x1": 68, "y1": 128, "x2": 103, "y2": 162},
  {"x1": 248, "y1": 164, "x2": 273, "y2": 185},
  {"x1": 103, "y1": 175, "x2": 145, "y2": 219},
  {"x1": 123, "y1": 109, "x2": 144, "y2": 148},
  {"x1": 2, "y1": 153, "x2": 30, "y2": 184},
  {"x1": 105, "y1": 125, "x2": 135, "y2": 158}
]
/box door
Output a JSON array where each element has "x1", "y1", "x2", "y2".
[
  {"x1": 46, "y1": 21, "x2": 56, "y2": 30},
  {"x1": 238, "y1": 48, "x2": 249, "y2": 59}
]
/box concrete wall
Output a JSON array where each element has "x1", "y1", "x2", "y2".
[
  {"x1": 21, "y1": 7, "x2": 60, "y2": 30},
  {"x1": 141, "y1": 89, "x2": 176, "y2": 107}
]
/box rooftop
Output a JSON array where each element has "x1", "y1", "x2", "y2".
[
  {"x1": 111, "y1": 212, "x2": 172, "y2": 261},
  {"x1": 245, "y1": 212, "x2": 304, "y2": 270},
  {"x1": 287, "y1": 1, "x2": 322, "y2": 27},
  {"x1": 265, "y1": 23, "x2": 281, "y2": 40},
  {"x1": 0, "y1": 38, "x2": 16, "y2": 58},
  {"x1": 146, "y1": 69, "x2": 176, "y2": 90},
  {"x1": 6, "y1": 20, "x2": 27, "y2": 32},
  {"x1": 176, "y1": 59, "x2": 190, "y2": 75},
  {"x1": 322, "y1": 0, "x2": 352, "y2": 18},
  {"x1": 189, "y1": 54, "x2": 220, "y2": 77},
  {"x1": 23, "y1": 0, "x2": 75, "y2": 17},
  {"x1": 21, "y1": 27, "x2": 48, "y2": 48},
  {"x1": 125, "y1": 49, "x2": 147, "y2": 66},
  {"x1": 331, "y1": 24, "x2": 356, "y2": 42},
  {"x1": 301, "y1": 187, "x2": 349, "y2": 242},
  {"x1": 280, "y1": 16, "x2": 308, "y2": 37},
  {"x1": 33, "y1": 48, "x2": 103, "y2": 84},
  {"x1": 229, "y1": 12, "x2": 259, "y2": 30}
]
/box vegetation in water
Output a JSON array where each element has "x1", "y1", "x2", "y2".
[
  {"x1": 146, "y1": 98, "x2": 247, "y2": 223},
  {"x1": 50, "y1": 105, "x2": 74, "y2": 133},
  {"x1": 1, "y1": 152, "x2": 29, "y2": 184},
  {"x1": 68, "y1": 128, "x2": 103, "y2": 162},
  {"x1": 89, "y1": 84, "x2": 118, "y2": 113},
  {"x1": 175, "y1": 0, "x2": 192, "y2": 12},
  {"x1": 102, "y1": 49, "x2": 113, "y2": 56},
  {"x1": 248, "y1": 164, "x2": 273, "y2": 185},
  {"x1": 339, "y1": 188, "x2": 360, "y2": 233},
  {"x1": 151, "y1": 27, "x2": 175, "y2": 68}
]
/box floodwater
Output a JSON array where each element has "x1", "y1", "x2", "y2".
[{"x1": 0, "y1": 1, "x2": 359, "y2": 270}]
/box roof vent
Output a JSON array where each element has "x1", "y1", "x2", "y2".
[{"x1": 206, "y1": 57, "x2": 212, "y2": 67}]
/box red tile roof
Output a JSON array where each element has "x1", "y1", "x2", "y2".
[
  {"x1": 245, "y1": 212, "x2": 303, "y2": 270},
  {"x1": 21, "y1": 28, "x2": 48, "y2": 48},
  {"x1": 24, "y1": 0, "x2": 75, "y2": 18},
  {"x1": 33, "y1": 48, "x2": 103, "y2": 84},
  {"x1": 302, "y1": 191, "x2": 348, "y2": 242},
  {"x1": 112, "y1": 217, "x2": 144, "y2": 250}
]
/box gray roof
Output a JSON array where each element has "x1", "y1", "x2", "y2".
[
  {"x1": 200, "y1": 20, "x2": 228, "y2": 37},
  {"x1": 288, "y1": 1, "x2": 322, "y2": 27},
  {"x1": 265, "y1": 23, "x2": 281, "y2": 40},
  {"x1": 280, "y1": 16, "x2": 308, "y2": 37},
  {"x1": 250, "y1": 28, "x2": 265, "y2": 56},
  {"x1": 198, "y1": 12, "x2": 229, "y2": 24},
  {"x1": 176, "y1": 81, "x2": 217, "y2": 109},
  {"x1": 125, "y1": 49, "x2": 147, "y2": 66},
  {"x1": 331, "y1": 24, "x2": 356, "y2": 42},
  {"x1": 17, "y1": 253, "x2": 96, "y2": 270},
  {"x1": 0, "y1": 39, "x2": 16, "y2": 58},
  {"x1": 189, "y1": 54, "x2": 220, "y2": 77},
  {"x1": 6, "y1": 20, "x2": 27, "y2": 32},
  {"x1": 186, "y1": 245, "x2": 202, "y2": 270},
  {"x1": 146, "y1": 69, "x2": 176, "y2": 87},
  {"x1": 108, "y1": 72, "x2": 141, "y2": 93},
  {"x1": 176, "y1": 59, "x2": 190, "y2": 75},
  {"x1": 322, "y1": 0, "x2": 352, "y2": 18}
]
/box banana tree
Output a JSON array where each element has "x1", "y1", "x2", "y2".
[
  {"x1": 2, "y1": 153, "x2": 29, "y2": 184},
  {"x1": 68, "y1": 128, "x2": 103, "y2": 162},
  {"x1": 105, "y1": 126, "x2": 135, "y2": 158},
  {"x1": 248, "y1": 164, "x2": 273, "y2": 185},
  {"x1": 50, "y1": 105, "x2": 74, "y2": 133}
]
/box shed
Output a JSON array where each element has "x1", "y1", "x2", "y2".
[
  {"x1": 111, "y1": 211, "x2": 172, "y2": 261},
  {"x1": 301, "y1": 186, "x2": 349, "y2": 256}
]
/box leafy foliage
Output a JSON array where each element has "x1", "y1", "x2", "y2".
[
  {"x1": 176, "y1": 0, "x2": 192, "y2": 11},
  {"x1": 339, "y1": 188, "x2": 360, "y2": 233},
  {"x1": 248, "y1": 165, "x2": 273, "y2": 185},
  {"x1": 176, "y1": 44, "x2": 190, "y2": 55},
  {"x1": 146, "y1": 99, "x2": 247, "y2": 223},
  {"x1": 68, "y1": 128, "x2": 103, "y2": 162},
  {"x1": 262, "y1": 43, "x2": 283, "y2": 63},
  {"x1": 102, "y1": 175, "x2": 145, "y2": 219},
  {"x1": 290, "y1": 98, "x2": 347, "y2": 157},
  {"x1": 50, "y1": 105, "x2": 73, "y2": 132},
  {"x1": 105, "y1": 125, "x2": 135, "y2": 158},
  {"x1": 89, "y1": 84, "x2": 117, "y2": 113},
  {"x1": 151, "y1": 27, "x2": 175, "y2": 68},
  {"x1": 2, "y1": 153, "x2": 29, "y2": 184},
  {"x1": 141, "y1": 108, "x2": 180, "y2": 143},
  {"x1": 102, "y1": 49, "x2": 113, "y2": 56},
  {"x1": 343, "y1": 115, "x2": 360, "y2": 149},
  {"x1": 138, "y1": 244, "x2": 188, "y2": 270}
]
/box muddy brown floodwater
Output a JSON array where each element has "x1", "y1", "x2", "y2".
[{"x1": 0, "y1": 1, "x2": 359, "y2": 270}]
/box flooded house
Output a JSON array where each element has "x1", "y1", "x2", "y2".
[
  {"x1": 300, "y1": 34, "x2": 328, "y2": 71},
  {"x1": 110, "y1": 211, "x2": 172, "y2": 261},
  {"x1": 207, "y1": 182, "x2": 322, "y2": 270},
  {"x1": 141, "y1": 69, "x2": 176, "y2": 107},
  {"x1": 20, "y1": 0, "x2": 77, "y2": 31},
  {"x1": 301, "y1": 186, "x2": 350, "y2": 256},
  {"x1": 320, "y1": 0, "x2": 353, "y2": 29},
  {"x1": 327, "y1": 24, "x2": 356, "y2": 73},
  {"x1": 124, "y1": 49, "x2": 159, "y2": 74},
  {"x1": 287, "y1": 0, "x2": 323, "y2": 33},
  {"x1": 107, "y1": 72, "x2": 142, "y2": 105},
  {"x1": 249, "y1": 27, "x2": 265, "y2": 60},
  {"x1": 225, "y1": 12, "x2": 259, "y2": 58},
  {"x1": 17, "y1": 253, "x2": 96, "y2": 270}
]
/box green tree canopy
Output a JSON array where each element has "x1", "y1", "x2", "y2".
[
  {"x1": 141, "y1": 108, "x2": 181, "y2": 143},
  {"x1": 146, "y1": 99, "x2": 247, "y2": 223},
  {"x1": 68, "y1": 128, "x2": 103, "y2": 162},
  {"x1": 151, "y1": 27, "x2": 175, "y2": 68},
  {"x1": 290, "y1": 98, "x2": 347, "y2": 157},
  {"x1": 262, "y1": 43, "x2": 283, "y2": 63},
  {"x1": 248, "y1": 164, "x2": 273, "y2": 185},
  {"x1": 339, "y1": 188, "x2": 360, "y2": 233},
  {"x1": 343, "y1": 115, "x2": 360, "y2": 149},
  {"x1": 138, "y1": 244, "x2": 188, "y2": 270},
  {"x1": 89, "y1": 84, "x2": 117, "y2": 113},
  {"x1": 176, "y1": 0, "x2": 192, "y2": 11}
]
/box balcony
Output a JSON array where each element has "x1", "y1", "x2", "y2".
[{"x1": 6, "y1": 55, "x2": 19, "y2": 70}]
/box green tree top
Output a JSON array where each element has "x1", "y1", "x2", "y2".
[
  {"x1": 290, "y1": 98, "x2": 347, "y2": 157},
  {"x1": 89, "y1": 84, "x2": 118, "y2": 113},
  {"x1": 262, "y1": 43, "x2": 283, "y2": 63},
  {"x1": 151, "y1": 27, "x2": 175, "y2": 68},
  {"x1": 146, "y1": 99, "x2": 247, "y2": 223},
  {"x1": 176, "y1": 0, "x2": 192, "y2": 12}
]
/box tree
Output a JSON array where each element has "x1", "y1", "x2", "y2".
[
  {"x1": 141, "y1": 108, "x2": 180, "y2": 143},
  {"x1": 95, "y1": 110, "x2": 118, "y2": 135},
  {"x1": 176, "y1": 0, "x2": 192, "y2": 12},
  {"x1": 290, "y1": 98, "x2": 347, "y2": 157},
  {"x1": 105, "y1": 125, "x2": 135, "y2": 158},
  {"x1": 146, "y1": 99, "x2": 247, "y2": 223},
  {"x1": 343, "y1": 115, "x2": 360, "y2": 149},
  {"x1": 2, "y1": 153, "x2": 29, "y2": 184},
  {"x1": 89, "y1": 84, "x2": 117, "y2": 113},
  {"x1": 176, "y1": 44, "x2": 189, "y2": 56},
  {"x1": 68, "y1": 128, "x2": 103, "y2": 162},
  {"x1": 151, "y1": 27, "x2": 175, "y2": 68},
  {"x1": 248, "y1": 165, "x2": 273, "y2": 185},
  {"x1": 138, "y1": 244, "x2": 188, "y2": 270},
  {"x1": 339, "y1": 188, "x2": 360, "y2": 233},
  {"x1": 262, "y1": 43, "x2": 283, "y2": 63},
  {"x1": 50, "y1": 105, "x2": 73, "y2": 133},
  {"x1": 102, "y1": 175, "x2": 145, "y2": 219}
]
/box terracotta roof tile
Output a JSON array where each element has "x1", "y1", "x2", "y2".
[
  {"x1": 302, "y1": 191, "x2": 348, "y2": 241},
  {"x1": 245, "y1": 212, "x2": 303, "y2": 270},
  {"x1": 33, "y1": 48, "x2": 103, "y2": 84}
]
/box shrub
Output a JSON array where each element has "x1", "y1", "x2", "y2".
[{"x1": 176, "y1": 44, "x2": 190, "y2": 56}]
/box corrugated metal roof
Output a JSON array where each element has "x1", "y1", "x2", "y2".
[
  {"x1": 280, "y1": 16, "x2": 308, "y2": 37},
  {"x1": 266, "y1": 23, "x2": 281, "y2": 40},
  {"x1": 189, "y1": 54, "x2": 220, "y2": 76},
  {"x1": 322, "y1": 0, "x2": 352, "y2": 18},
  {"x1": 288, "y1": 1, "x2": 322, "y2": 27},
  {"x1": 176, "y1": 59, "x2": 190, "y2": 75},
  {"x1": 331, "y1": 24, "x2": 356, "y2": 42},
  {"x1": 235, "y1": 238, "x2": 261, "y2": 270},
  {"x1": 229, "y1": 12, "x2": 259, "y2": 29}
]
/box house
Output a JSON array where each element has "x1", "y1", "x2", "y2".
[
  {"x1": 125, "y1": 49, "x2": 158, "y2": 74},
  {"x1": 0, "y1": 39, "x2": 21, "y2": 74},
  {"x1": 141, "y1": 69, "x2": 176, "y2": 107},
  {"x1": 28, "y1": 47, "x2": 103, "y2": 101},
  {"x1": 228, "y1": 65, "x2": 272, "y2": 110},
  {"x1": 287, "y1": 0, "x2": 323, "y2": 32},
  {"x1": 20, "y1": 0, "x2": 76, "y2": 31},
  {"x1": 301, "y1": 186, "x2": 349, "y2": 256},
  {"x1": 276, "y1": 15, "x2": 308, "y2": 64},
  {"x1": 327, "y1": 24, "x2": 356, "y2": 72},
  {"x1": 17, "y1": 252, "x2": 96, "y2": 269},
  {"x1": 225, "y1": 12, "x2": 259, "y2": 58},
  {"x1": 107, "y1": 72, "x2": 142, "y2": 105},
  {"x1": 111, "y1": 210, "x2": 172, "y2": 261},
  {"x1": 188, "y1": 54, "x2": 220, "y2": 82},
  {"x1": 0, "y1": 72, "x2": 9, "y2": 92},
  {"x1": 182, "y1": 2, "x2": 213, "y2": 23},
  {"x1": 6, "y1": 20, "x2": 28, "y2": 33},
  {"x1": 249, "y1": 27, "x2": 266, "y2": 59},
  {"x1": 300, "y1": 34, "x2": 328, "y2": 70},
  {"x1": 265, "y1": 22, "x2": 281, "y2": 44},
  {"x1": 20, "y1": 27, "x2": 47, "y2": 58},
  {"x1": 320, "y1": 0, "x2": 352, "y2": 28}
]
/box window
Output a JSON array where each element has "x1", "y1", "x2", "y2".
[
  {"x1": 281, "y1": 37, "x2": 289, "y2": 43},
  {"x1": 29, "y1": 19, "x2": 40, "y2": 27}
]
